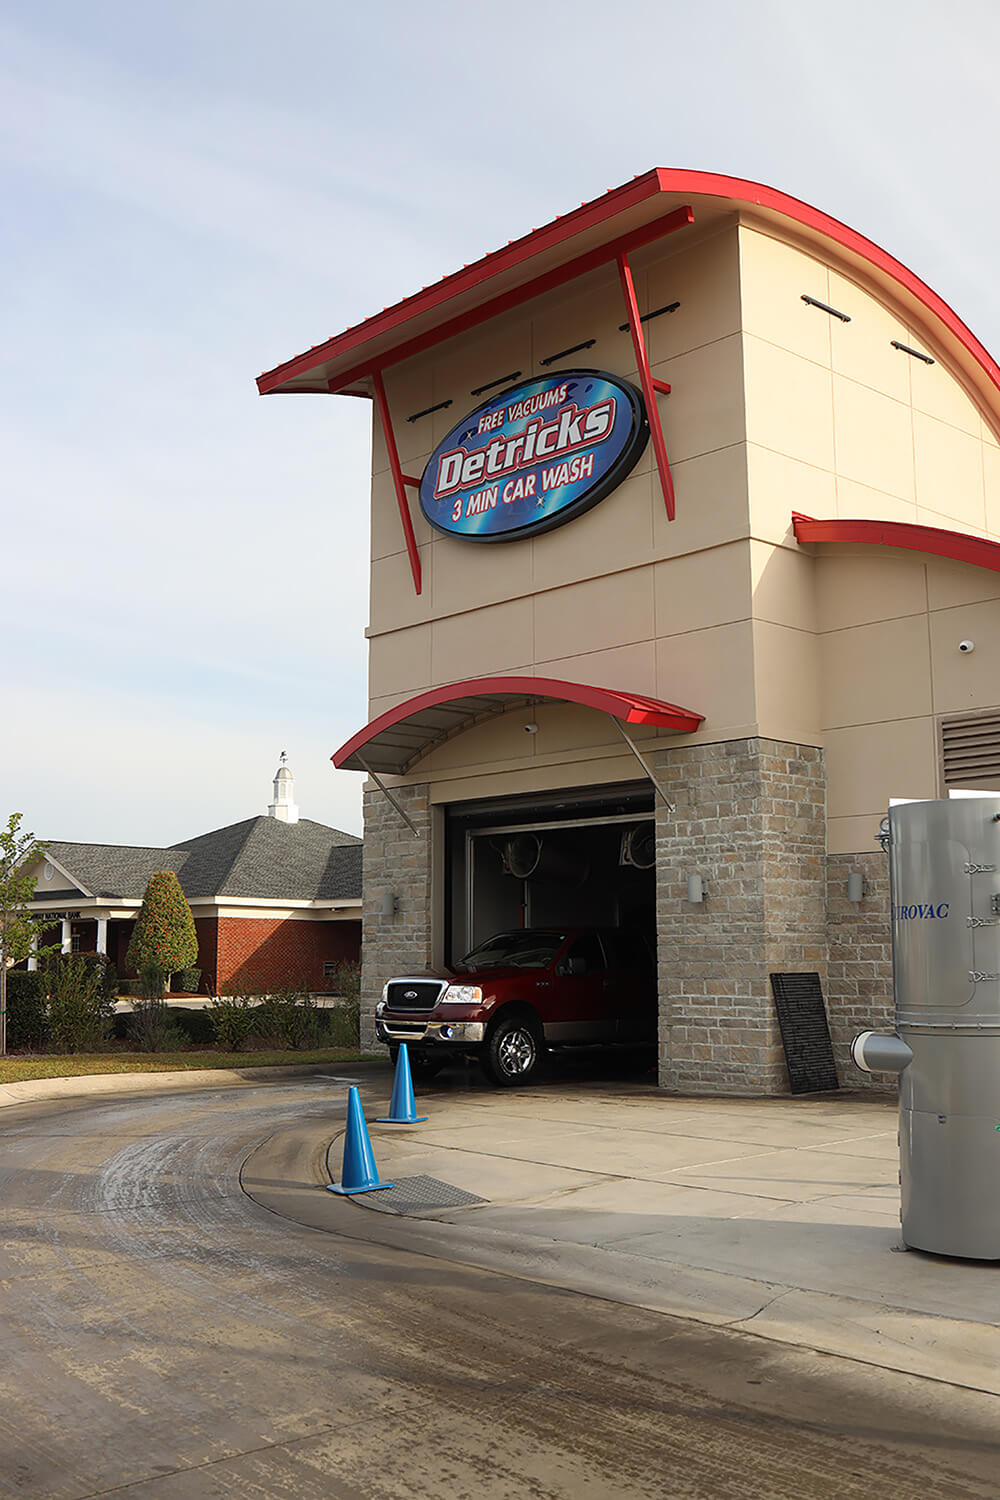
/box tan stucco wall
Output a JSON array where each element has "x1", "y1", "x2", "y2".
[
  {"x1": 367, "y1": 220, "x2": 754, "y2": 749},
  {"x1": 739, "y1": 224, "x2": 1000, "y2": 849},
  {"x1": 813, "y1": 544, "x2": 1000, "y2": 852},
  {"x1": 363, "y1": 214, "x2": 1000, "y2": 840}
]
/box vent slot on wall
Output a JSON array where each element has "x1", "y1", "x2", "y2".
[{"x1": 941, "y1": 711, "x2": 1000, "y2": 791}]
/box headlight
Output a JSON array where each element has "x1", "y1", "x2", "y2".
[
  {"x1": 441, "y1": 984, "x2": 483, "y2": 1005},
  {"x1": 375, "y1": 999, "x2": 386, "y2": 1017},
  {"x1": 381, "y1": 982, "x2": 390, "y2": 1001}
]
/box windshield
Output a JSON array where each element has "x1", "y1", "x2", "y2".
[{"x1": 458, "y1": 930, "x2": 566, "y2": 971}]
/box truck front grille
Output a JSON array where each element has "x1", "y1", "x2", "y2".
[{"x1": 385, "y1": 980, "x2": 446, "y2": 1010}]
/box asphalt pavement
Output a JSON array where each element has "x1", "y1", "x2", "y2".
[{"x1": 2, "y1": 1065, "x2": 999, "y2": 1496}]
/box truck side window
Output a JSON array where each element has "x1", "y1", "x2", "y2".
[{"x1": 565, "y1": 934, "x2": 604, "y2": 975}]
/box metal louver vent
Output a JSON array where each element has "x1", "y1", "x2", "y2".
[{"x1": 941, "y1": 711, "x2": 1000, "y2": 789}]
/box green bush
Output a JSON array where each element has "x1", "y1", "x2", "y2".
[
  {"x1": 326, "y1": 958, "x2": 360, "y2": 1002},
  {"x1": 74, "y1": 952, "x2": 118, "y2": 1002},
  {"x1": 171, "y1": 967, "x2": 201, "y2": 994},
  {"x1": 253, "y1": 982, "x2": 320, "y2": 1050},
  {"x1": 322, "y1": 997, "x2": 360, "y2": 1048},
  {"x1": 4, "y1": 970, "x2": 49, "y2": 1050},
  {"x1": 208, "y1": 986, "x2": 257, "y2": 1051},
  {"x1": 128, "y1": 996, "x2": 187, "y2": 1053},
  {"x1": 170, "y1": 1007, "x2": 214, "y2": 1045},
  {"x1": 137, "y1": 963, "x2": 167, "y2": 1001},
  {"x1": 47, "y1": 953, "x2": 114, "y2": 1052}
]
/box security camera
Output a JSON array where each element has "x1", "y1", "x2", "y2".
[
  {"x1": 524, "y1": 722, "x2": 539, "y2": 734},
  {"x1": 959, "y1": 640, "x2": 976, "y2": 653}
]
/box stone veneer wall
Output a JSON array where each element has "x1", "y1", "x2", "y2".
[
  {"x1": 654, "y1": 739, "x2": 827, "y2": 1095},
  {"x1": 360, "y1": 743, "x2": 893, "y2": 1097},
  {"x1": 359, "y1": 782, "x2": 434, "y2": 1050},
  {"x1": 826, "y1": 849, "x2": 894, "y2": 1091}
]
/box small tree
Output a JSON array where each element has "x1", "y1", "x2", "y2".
[
  {"x1": 0, "y1": 813, "x2": 50, "y2": 1057},
  {"x1": 126, "y1": 870, "x2": 198, "y2": 989}
]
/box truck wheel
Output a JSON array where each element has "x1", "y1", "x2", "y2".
[{"x1": 482, "y1": 1014, "x2": 542, "y2": 1086}]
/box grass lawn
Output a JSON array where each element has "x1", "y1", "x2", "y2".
[{"x1": 0, "y1": 1048, "x2": 376, "y2": 1086}]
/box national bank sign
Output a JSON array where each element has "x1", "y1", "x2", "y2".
[{"x1": 418, "y1": 369, "x2": 649, "y2": 542}]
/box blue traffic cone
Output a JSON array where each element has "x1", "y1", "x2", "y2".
[
  {"x1": 327, "y1": 1086, "x2": 394, "y2": 1194},
  {"x1": 376, "y1": 1042, "x2": 429, "y2": 1124}
]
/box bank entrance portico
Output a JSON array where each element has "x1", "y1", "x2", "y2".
[{"x1": 258, "y1": 169, "x2": 1000, "y2": 1094}]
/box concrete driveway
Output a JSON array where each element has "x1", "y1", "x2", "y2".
[{"x1": 306, "y1": 1071, "x2": 1000, "y2": 1396}]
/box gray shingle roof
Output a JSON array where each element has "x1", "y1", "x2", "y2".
[
  {"x1": 41, "y1": 819, "x2": 361, "y2": 903},
  {"x1": 170, "y1": 817, "x2": 362, "y2": 900},
  {"x1": 44, "y1": 844, "x2": 188, "y2": 900}
]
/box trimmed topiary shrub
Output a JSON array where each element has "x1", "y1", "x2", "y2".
[
  {"x1": 171, "y1": 967, "x2": 201, "y2": 994},
  {"x1": 126, "y1": 871, "x2": 198, "y2": 986}
]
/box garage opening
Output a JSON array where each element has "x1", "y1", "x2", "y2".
[{"x1": 445, "y1": 781, "x2": 655, "y2": 969}]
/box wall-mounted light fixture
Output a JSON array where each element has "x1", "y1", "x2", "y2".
[
  {"x1": 686, "y1": 873, "x2": 706, "y2": 904},
  {"x1": 847, "y1": 871, "x2": 866, "y2": 903},
  {"x1": 380, "y1": 891, "x2": 399, "y2": 918}
]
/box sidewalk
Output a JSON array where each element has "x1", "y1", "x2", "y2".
[{"x1": 338, "y1": 1080, "x2": 1000, "y2": 1395}]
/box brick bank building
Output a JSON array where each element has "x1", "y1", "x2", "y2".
[
  {"x1": 25, "y1": 758, "x2": 361, "y2": 995},
  {"x1": 258, "y1": 169, "x2": 1000, "y2": 1094}
]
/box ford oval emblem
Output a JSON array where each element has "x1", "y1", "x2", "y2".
[
  {"x1": 403, "y1": 990, "x2": 418, "y2": 1000},
  {"x1": 418, "y1": 369, "x2": 648, "y2": 543}
]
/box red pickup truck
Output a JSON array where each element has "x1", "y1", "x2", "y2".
[{"x1": 375, "y1": 927, "x2": 655, "y2": 1085}]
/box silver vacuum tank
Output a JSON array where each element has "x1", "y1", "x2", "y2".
[{"x1": 852, "y1": 797, "x2": 1000, "y2": 1259}]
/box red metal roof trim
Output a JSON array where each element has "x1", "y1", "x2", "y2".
[
  {"x1": 333, "y1": 675, "x2": 704, "y2": 776},
  {"x1": 792, "y1": 512, "x2": 1000, "y2": 572},
  {"x1": 257, "y1": 169, "x2": 1000, "y2": 410}
]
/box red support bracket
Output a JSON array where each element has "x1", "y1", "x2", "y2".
[
  {"x1": 371, "y1": 369, "x2": 422, "y2": 595},
  {"x1": 618, "y1": 253, "x2": 675, "y2": 521}
]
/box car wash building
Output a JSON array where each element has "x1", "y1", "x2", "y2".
[{"x1": 257, "y1": 169, "x2": 1000, "y2": 1095}]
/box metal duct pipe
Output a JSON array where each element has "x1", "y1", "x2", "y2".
[
  {"x1": 851, "y1": 1030, "x2": 913, "y2": 1074},
  {"x1": 619, "y1": 825, "x2": 656, "y2": 870}
]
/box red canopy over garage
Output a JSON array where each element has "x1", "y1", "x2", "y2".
[{"x1": 333, "y1": 676, "x2": 704, "y2": 775}]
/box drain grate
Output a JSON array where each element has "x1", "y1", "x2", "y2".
[{"x1": 360, "y1": 1174, "x2": 486, "y2": 1214}]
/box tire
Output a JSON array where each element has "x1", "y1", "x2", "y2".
[{"x1": 482, "y1": 1013, "x2": 543, "y2": 1087}]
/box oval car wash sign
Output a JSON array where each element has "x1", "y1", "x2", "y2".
[{"x1": 418, "y1": 369, "x2": 649, "y2": 542}]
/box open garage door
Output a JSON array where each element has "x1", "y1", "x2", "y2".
[{"x1": 446, "y1": 781, "x2": 655, "y2": 968}]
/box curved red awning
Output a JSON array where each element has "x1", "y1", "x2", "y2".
[
  {"x1": 257, "y1": 168, "x2": 1000, "y2": 423},
  {"x1": 792, "y1": 512, "x2": 1000, "y2": 573},
  {"x1": 333, "y1": 676, "x2": 704, "y2": 775}
]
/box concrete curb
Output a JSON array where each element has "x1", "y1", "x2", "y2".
[
  {"x1": 0, "y1": 1057, "x2": 389, "y2": 1110},
  {"x1": 247, "y1": 1117, "x2": 1000, "y2": 1399}
]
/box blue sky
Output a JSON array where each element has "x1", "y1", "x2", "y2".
[{"x1": 3, "y1": 0, "x2": 997, "y2": 845}]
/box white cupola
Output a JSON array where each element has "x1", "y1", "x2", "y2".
[{"x1": 268, "y1": 751, "x2": 300, "y2": 823}]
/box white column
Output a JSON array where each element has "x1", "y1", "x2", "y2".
[
  {"x1": 27, "y1": 933, "x2": 38, "y2": 972},
  {"x1": 96, "y1": 917, "x2": 108, "y2": 956},
  {"x1": 61, "y1": 918, "x2": 72, "y2": 954}
]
